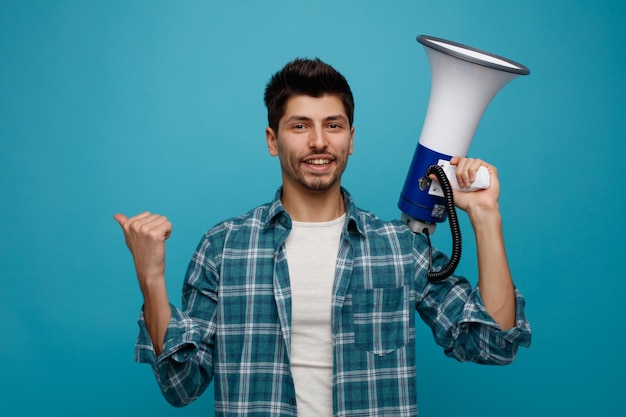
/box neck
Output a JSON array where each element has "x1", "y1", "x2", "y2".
[{"x1": 281, "y1": 183, "x2": 345, "y2": 222}]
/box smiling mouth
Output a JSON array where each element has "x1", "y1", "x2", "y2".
[{"x1": 306, "y1": 158, "x2": 332, "y2": 165}]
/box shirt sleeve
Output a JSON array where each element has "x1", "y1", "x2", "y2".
[
  {"x1": 415, "y1": 238, "x2": 531, "y2": 365},
  {"x1": 134, "y1": 234, "x2": 220, "y2": 407}
]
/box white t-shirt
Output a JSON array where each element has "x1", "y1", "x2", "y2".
[{"x1": 284, "y1": 214, "x2": 345, "y2": 417}]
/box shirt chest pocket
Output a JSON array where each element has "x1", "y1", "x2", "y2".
[{"x1": 352, "y1": 285, "x2": 410, "y2": 356}]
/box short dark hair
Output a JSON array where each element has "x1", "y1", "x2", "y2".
[{"x1": 264, "y1": 58, "x2": 354, "y2": 132}]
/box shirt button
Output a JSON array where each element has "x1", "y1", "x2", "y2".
[{"x1": 289, "y1": 398, "x2": 296, "y2": 406}]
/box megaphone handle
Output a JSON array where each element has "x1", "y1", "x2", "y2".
[{"x1": 424, "y1": 164, "x2": 462, "y2": 282}]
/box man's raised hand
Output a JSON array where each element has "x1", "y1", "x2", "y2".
[
  {"x1": 113, "y1": 212, "x2": 172, "y2": 286},
  {"x1": 114, "y1": 212, "x2": 173, "y2": 354}
]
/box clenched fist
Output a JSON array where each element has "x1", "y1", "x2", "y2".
[{"x1": 113, "y1": 212, "x2": 172, "y2": 287}]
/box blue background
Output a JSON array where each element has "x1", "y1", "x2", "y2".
[{"x1": 1, "y1": 1, "x2": 624, "y2": 415}]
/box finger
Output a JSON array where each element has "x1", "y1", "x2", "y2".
[
  {"x1": 145, "y1": 215, "x2": 173, "y2": 240},
  {"x1": 455, "y1": 157, "x2": 473, "y2": 188},
  {"x1": 138, "y1": 214, "x2": 169, "y2": 230},
  {"x1": 466, "y1": 158, "x2": 485, "y2": 184},
  {"x1": 126, "y1": 212, "x2": 159, "y2": 230},
  {"x1": 130, "y1": 211, "x2": 154, "y2": 222},
  {"x1": 113, "y1": 213, "x2": 129, "y2": 227},
  {"x1": 133, "y1": 214, "x2": 172, "y2": 241},
  {"x1": 120, "y1": 214, "x2": 161, "y2": 243},
  {"x1": 459, "y1": 158, "x2": 489, "y2": 188},
  {"x1": 118, "y1": 211, "x2": 152, "y2": 230}
]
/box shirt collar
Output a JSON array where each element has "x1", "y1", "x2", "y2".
[{"x1": 265, "y1": 186, "x2": 365, "y2": 237}]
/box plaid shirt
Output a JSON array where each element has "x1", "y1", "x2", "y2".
[{"x1": 136, "y1": 187, "x2": 531, "y2": 416}]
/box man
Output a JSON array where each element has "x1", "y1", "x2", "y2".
[{"x1": 114, "y1": 58, "x2": 531, "y2": 416}]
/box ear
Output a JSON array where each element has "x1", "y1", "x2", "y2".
[
  {"x1": 266, "y1": 127, "x2": 279, "y2": 156},
  {"x1": 348, "y1": 125, "x2": 355, "y2": 155}
]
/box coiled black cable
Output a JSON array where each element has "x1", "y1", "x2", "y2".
[{"x1": 423, "y1": 164, "x2": 462, "y2": 282}]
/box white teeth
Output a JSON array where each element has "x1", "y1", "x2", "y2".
[{"x1": 307, "y1": 159, "x2": 330, "y2": 165}]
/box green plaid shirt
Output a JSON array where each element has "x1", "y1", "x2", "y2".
[{"x1": 136, "y1": 187, "x2": 531, "y2": 416}]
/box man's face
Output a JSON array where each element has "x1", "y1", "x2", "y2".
[{"x1": 266, "y1": 94, "x2": 354, "y2": 193}]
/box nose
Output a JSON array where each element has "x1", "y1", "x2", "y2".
[{"x1": 308, "y1": 126, "x2": 328, "y2": 150}]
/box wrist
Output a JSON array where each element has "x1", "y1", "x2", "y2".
[
  {"x1": 138, "y1": 272, "x2": 166, "y2": 295},
  {"x1": 466, "y1": 204, "x2": 502, "y2": 229}
]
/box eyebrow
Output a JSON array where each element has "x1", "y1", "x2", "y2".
[{"x1": 284, "y1": 114, "x2": 349, "y2": 124}]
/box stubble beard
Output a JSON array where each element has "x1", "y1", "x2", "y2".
[{"x1": 286, "y1": 152, "x2": 349, "y2": 192}]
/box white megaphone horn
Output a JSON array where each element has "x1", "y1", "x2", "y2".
[{"x1": 398, "y1": 35, "x2": 530, "y2": 235}]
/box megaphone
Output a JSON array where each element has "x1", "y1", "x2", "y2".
[{"x1": 398, "y1": 35, "x2": 530, "y2": 235}]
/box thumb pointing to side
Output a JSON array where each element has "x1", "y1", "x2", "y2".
[
  {"x1": 113, "y1": 213, "x2": 129, "y2": 228},
  {"x1": 113, "y1": 213, "x2": 134, "y2": 251},
  {"x1": 112, "y1": 211, "x2": 172, "y2": 283}
]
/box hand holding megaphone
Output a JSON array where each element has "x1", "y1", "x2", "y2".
[
  {"x1": 428, "y1": 158, "x2": 490, "y2": 197},
  {"x1": 431, "y1": 156, "x2": 503, "y2": 214}
]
